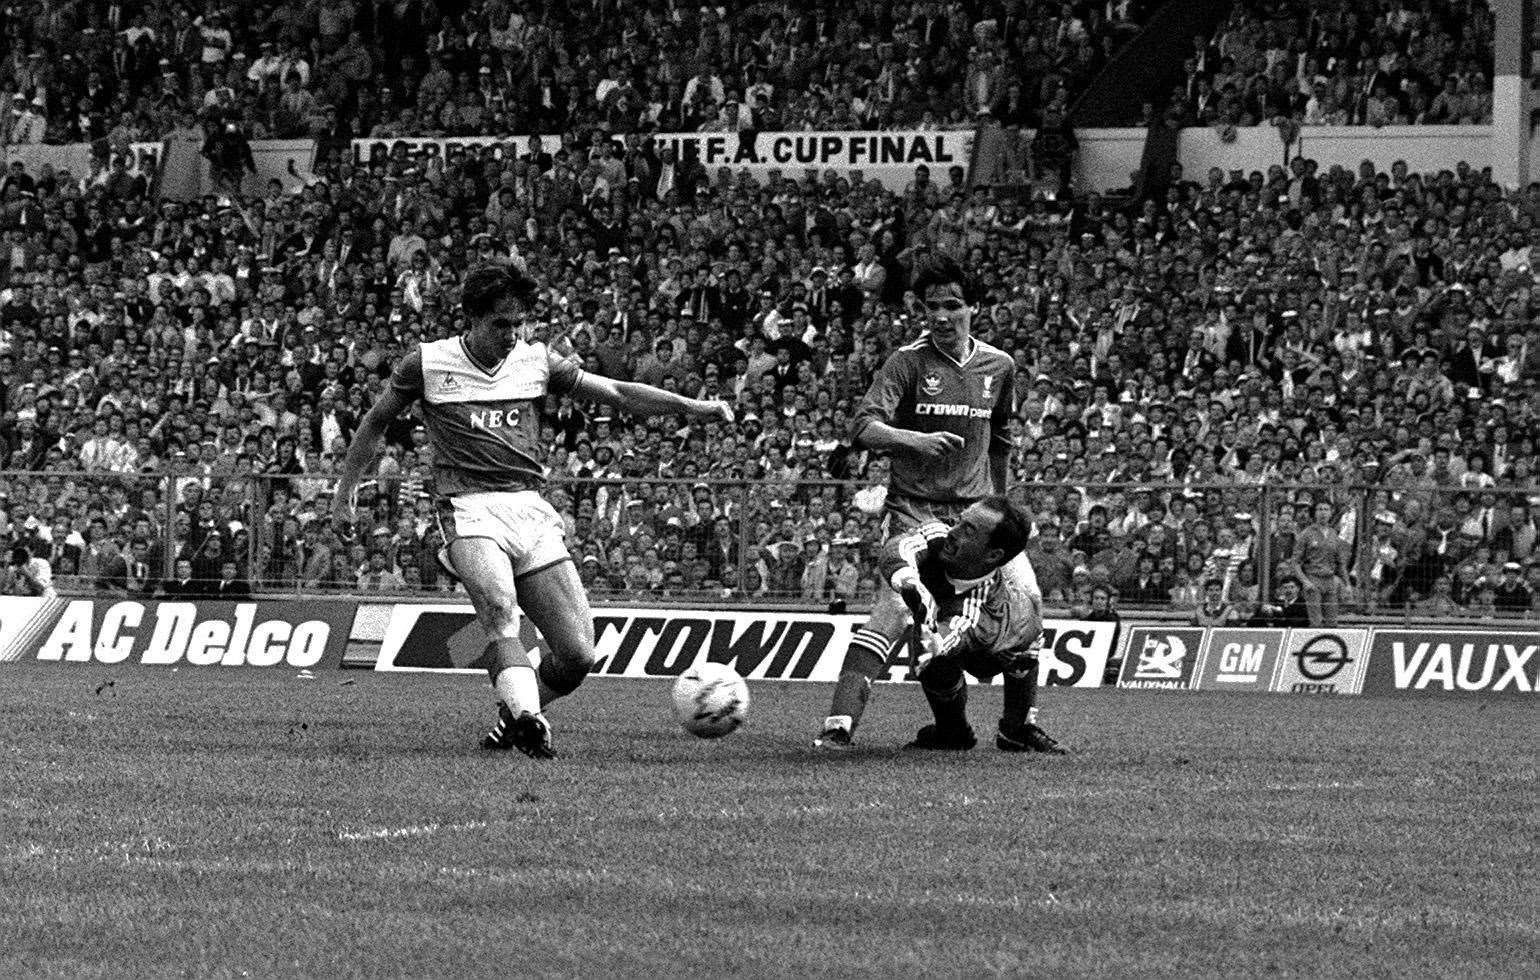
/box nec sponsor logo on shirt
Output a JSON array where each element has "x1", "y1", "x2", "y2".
[
  {"x1": 1118, "y1": 627, "x2": 1205, "y2": 690},
  {"x1": 34, "y1": 600, "x2": 350, "y2": 669},
  {"x1": 467, "y1": 407, "x2": 522, "y2": 430},
  {"x1": 1362, "y1": 630, "x2": 1537, "y2": 695}
]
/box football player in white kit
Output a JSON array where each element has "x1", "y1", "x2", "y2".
[{"x1": 333, "y1": 265, "x2": 734, "y2": 758}]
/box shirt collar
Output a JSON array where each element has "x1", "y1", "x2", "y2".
[{"x1": 947, "y1": 569, "x2": 994, "y2": 594}]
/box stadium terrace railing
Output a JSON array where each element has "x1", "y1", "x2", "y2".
[{"x1": 0, "y1": 470, "x2": 1534, "y2": 625}]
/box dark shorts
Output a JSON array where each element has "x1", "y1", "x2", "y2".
[
  {"x1": 882, "y1": 493, "x2": 970, "y2": 540},
  {"x1": 956, "y1": 645, "x2": 1037, "y2": 681}
]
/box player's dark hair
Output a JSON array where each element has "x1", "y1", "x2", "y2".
[
  {"x1": 9, "y1": 544, "x2": 30, "y2": 566},
  {"x1": 910, "y1": 252, "x2": 973, "y2": 304},
  {"x1": 460, "y1": 264, "x2": 540, "y2": 317},
  {"x1": 980, "y1": 494, "x2": 1031, "y2": 561}
]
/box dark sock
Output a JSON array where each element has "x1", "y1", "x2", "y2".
[
  {"x1": 1002, "y1": 655, "x2": 1039, "y2": 728},
  {"x1": 826, "y1": 628, "x2": 895, "y2": 731},
  {"x1": 536, "y1": 653, "x2": 589, "y2": 707},
  {"x1": 921, "y1": 659, "x2": 969, "y2": 731}
]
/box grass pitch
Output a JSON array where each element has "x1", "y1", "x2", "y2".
[{"x1": 0, "y1": 665, "x2": 1534, "y2": 978}]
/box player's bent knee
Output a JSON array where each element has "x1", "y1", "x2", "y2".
[
  {"x1": 517, "y1": 560, "x2": 598, "y2": 672},
  {"x1": 864, "y1": 591, "x2": 910, "y2": 638},
  {"x1": 544, "y1": 630, "x2": 598, "y2": 673},
  {"x1": 475, "y1": 602, "x2": 519, "y2": 639}
]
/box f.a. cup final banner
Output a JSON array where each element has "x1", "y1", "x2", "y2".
[{"x1": 350, "y1": 130, "x2": 972, "y2": 191}]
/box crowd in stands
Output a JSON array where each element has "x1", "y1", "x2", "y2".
[
  {"x1": 0, "y1": 1, "x2": 1533, "y2": 621},
  {"x1": 1163, "y1": 0, "x2": 1496, "y2": 129},
  {"x1": 0, "y1": 125, "x2": 1536, "y2": 620},
  {"x1": 0, "y1": 0, "x2": 1150, "y2": 148}
]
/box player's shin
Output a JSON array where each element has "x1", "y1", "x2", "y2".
[
  {"x1": 536, "y1": 655, "x2": 588, "y2": 706},
  {"x1": 920, "y1": 658, "x2": 969, "y2": 731},
  {"x1": 824, "y1": 628, "x2": 892, "y2": 735},
  {"x1": 1002, "y1": 656, "x2": 1039, "y2": 728},
  {"x1": 485, "y1": 630, "x2": 541, "y2": 719}
]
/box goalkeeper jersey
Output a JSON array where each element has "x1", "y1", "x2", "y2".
[{"x1": 879, "y1": 521, "x2": 1041, "y2": 657}]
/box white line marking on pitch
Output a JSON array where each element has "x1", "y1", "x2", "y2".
[{"x1": 336, "y1": 820, "x2": 488, "y2": 842}]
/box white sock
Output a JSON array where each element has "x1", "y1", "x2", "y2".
[
  {"x1": 495, "y1": 664, "x2": 541, "y2": 718},
  {"x1": 823, "y1": 714, "x2": 853, "y2": 733}
]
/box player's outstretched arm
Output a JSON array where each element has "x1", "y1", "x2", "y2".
[
  {"x1": 331, "y1": 383, "x2": 414, "y2": 525},
  {"x1": 570, "y1": 372, "x2": 735, "y2": 423}
]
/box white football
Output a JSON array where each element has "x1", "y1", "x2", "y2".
[{"x1": 672, "y1": 662, "x2": 750, "y2": 739}]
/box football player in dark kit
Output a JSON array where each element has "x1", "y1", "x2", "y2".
[{"x1": 814, "y1": 254, "x2": 1062, "y2": 753}]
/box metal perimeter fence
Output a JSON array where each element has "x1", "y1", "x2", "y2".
[{"x1": 0, "y1": 468, "x2": 1535, "y2": 625}]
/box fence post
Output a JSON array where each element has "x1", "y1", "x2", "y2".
[
  {"x1": 1257, "y1": 483, "x2": 1273, "y2": 608},
  {"x1": 734, "y1": 481, "x2": 750, "y2": 600},
  {"x1": 1354, "y1": 482, "x2": 1373, "y2": 616},
  {"x1": 162, "y1": 471, "x2": 175, "y2": 584}
]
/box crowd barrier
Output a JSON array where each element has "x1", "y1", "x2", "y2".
[{"x1": 3, "y1": 596, "x2": 1532, "y2": 697}]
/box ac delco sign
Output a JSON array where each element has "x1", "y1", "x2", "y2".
[
  {"x1": 1363, "y1": 630, "x2": 1538, "y2": 696},
  {"x1": 35, "y1": 601, "x2": 351, "y2": 669}
]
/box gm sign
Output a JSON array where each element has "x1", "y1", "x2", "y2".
[
  {"x1": 1195, "y1": 629, "x2": 1285, "y2": 691},
  {"x1": 1272, "y1": 629, "x2": 1368, "y2": 695}
]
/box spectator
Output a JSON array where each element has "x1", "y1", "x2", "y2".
[
  {"x1": 211, "y1": 559, "x2": 252, "y2": 598},
  {"x1": 160, "y1": 557, "x2": 201, "y2": 597},
  {"x1": 4, "y1": 542, "x2": 54, "y2": 597},
  {"x1": 1192, "y1": 578, "x2": 1241, "y2": 626},
  {"x1": 1249, "y1": 577, "x2": 1311, "y2": 627}
]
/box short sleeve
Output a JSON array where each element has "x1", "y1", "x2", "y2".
[
  {"x1": 547, "y1": 345, "x2": 584, "y2": 396},
  {"x1": 991, "y1": 358, "x2": 1016, "y2": 451},
  {"x1": 388, "y1": 347, "x2": 426, "y2": 401},
  {"x1": 853, "y1": 349, "x2": 914, "y2": 443}
]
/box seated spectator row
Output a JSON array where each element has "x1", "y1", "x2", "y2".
[
  {"x1": 1160, "y1": 0, "x2": 1496, "y2": 128},
  {"x1": 0, "y1": 0, "x2": 1153, "y2": 147},
  {"x1": 0, "y1": 132, "x2": 1536, "y2": 617}
]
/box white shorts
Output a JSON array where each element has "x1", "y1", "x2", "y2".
[{"x1": 436, "y1": 490, "x2": 571, "y2": 579}]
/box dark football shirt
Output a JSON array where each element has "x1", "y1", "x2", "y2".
[{"x1": 853, "y1": 335, "x2": 1015, "y2": 503}]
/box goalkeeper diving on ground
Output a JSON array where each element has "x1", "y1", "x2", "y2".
[{"x1": 820, "y1": 494, "x2": 1066, "y2": 753}]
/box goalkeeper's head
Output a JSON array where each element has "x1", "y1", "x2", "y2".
[{"x1": 939, "y1": 494, "x2": 1031, "y2": 579}]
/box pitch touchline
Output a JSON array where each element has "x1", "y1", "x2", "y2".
[{"x1": 336, "y1": 820, "x2": 489, "y2": 842}]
